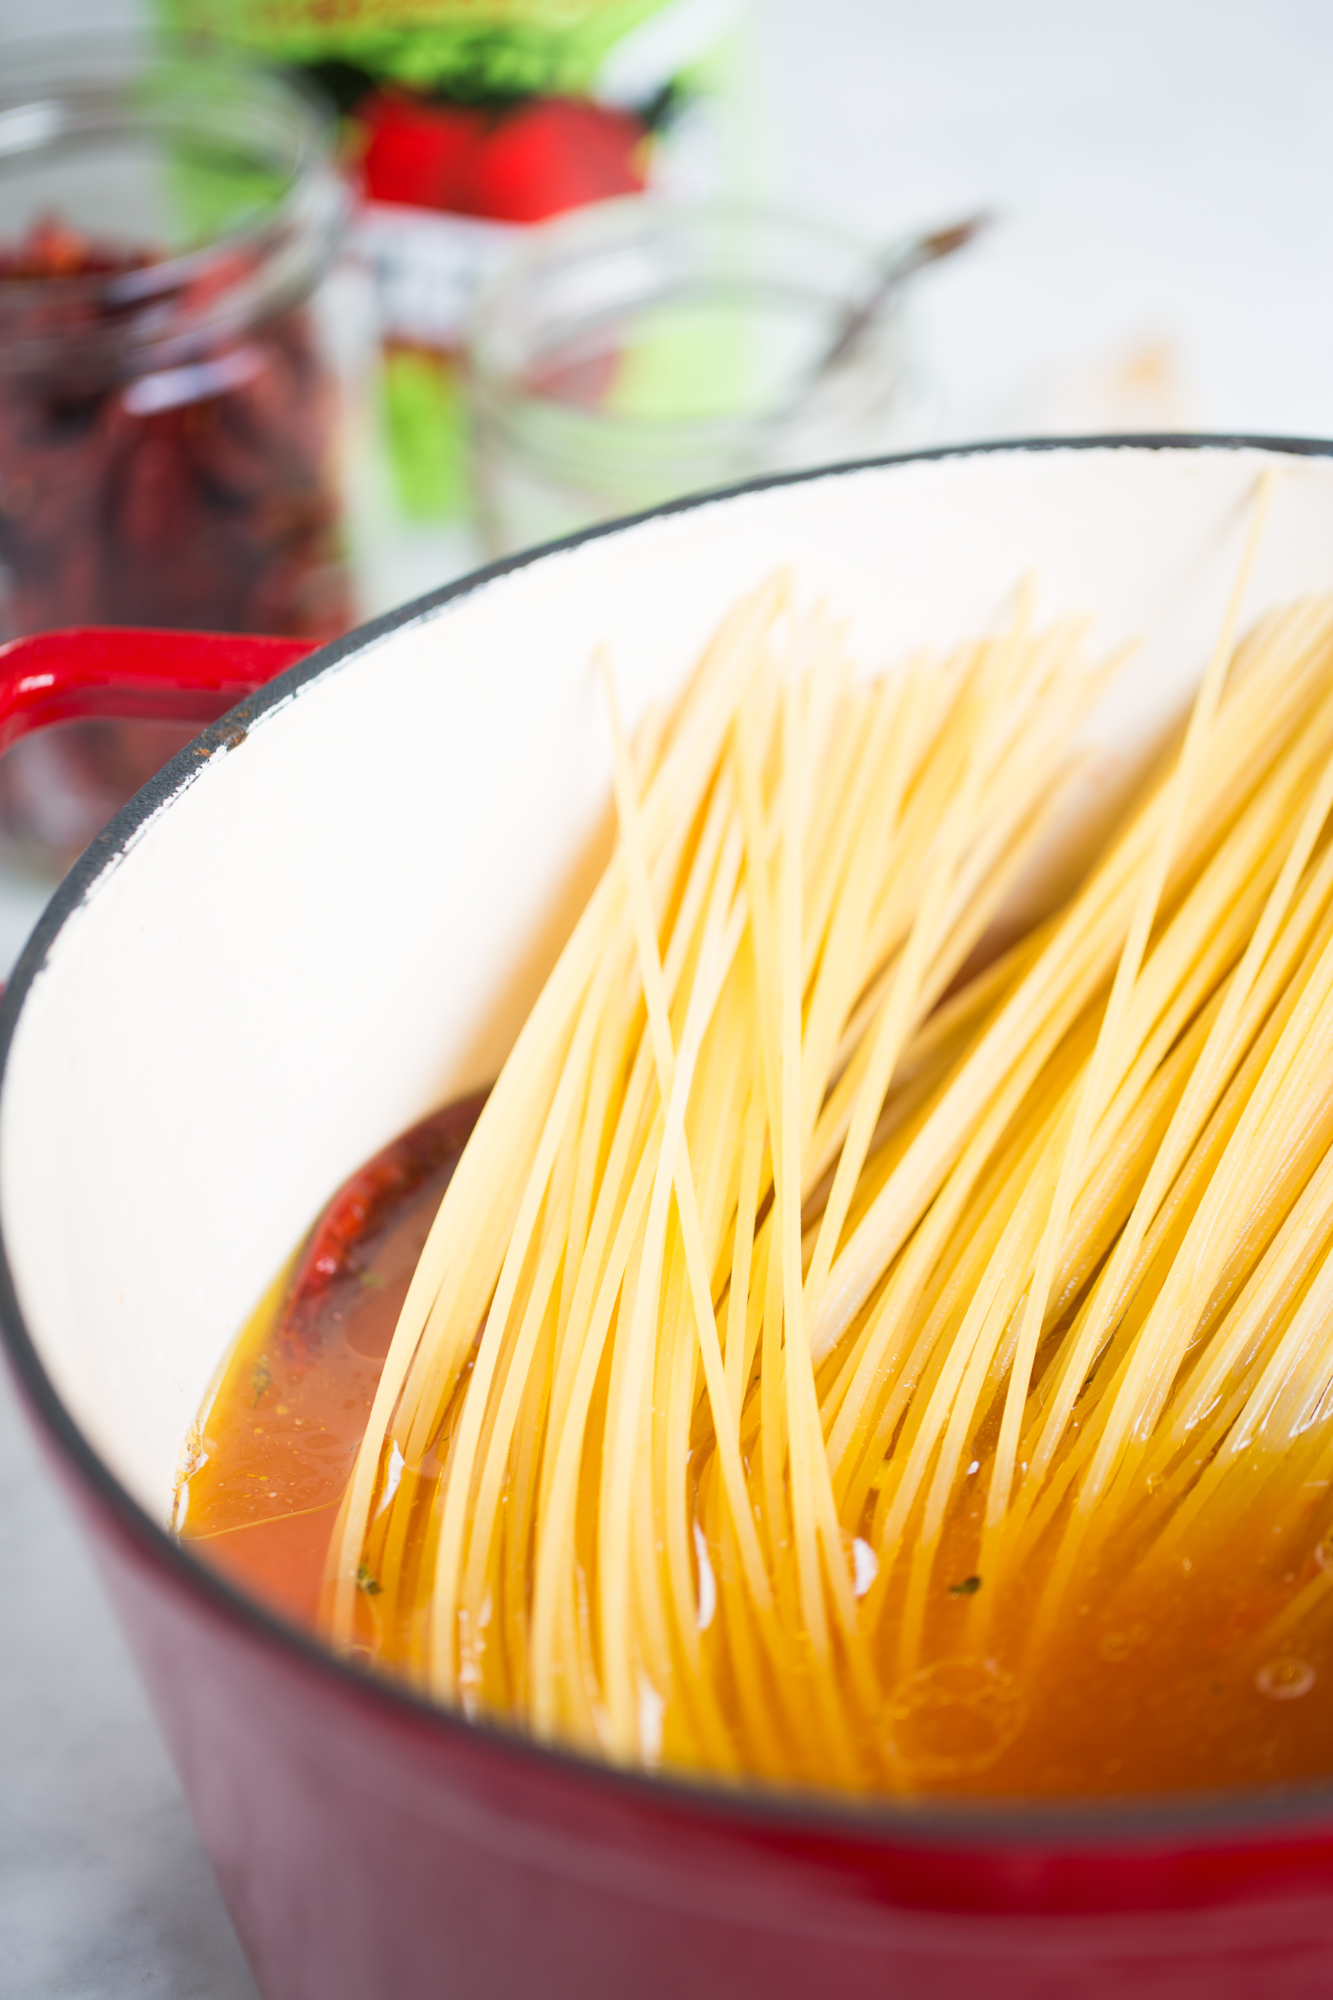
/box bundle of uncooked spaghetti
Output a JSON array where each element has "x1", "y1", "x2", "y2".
[{"x1": 326, "y1": 494, "x2": 1333, "y2": 1791}]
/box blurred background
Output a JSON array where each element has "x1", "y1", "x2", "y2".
[{"x1": 3, "y1": 2, "x2": 1333, "y2": 1994}]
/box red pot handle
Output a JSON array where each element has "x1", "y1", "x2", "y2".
[{"x1": 0, "y1": 627, "x2": 317, "y2": 755}]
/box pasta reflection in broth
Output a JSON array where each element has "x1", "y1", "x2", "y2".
[{"x1": 184, "y1": 480, "x2": 1333, "y2": 1796}]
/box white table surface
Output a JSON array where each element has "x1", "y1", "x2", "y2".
[{"x1": 5, "y1": 0, "x2": 1333, "y2": 1992}]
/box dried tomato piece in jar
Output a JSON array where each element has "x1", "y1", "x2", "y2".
[
  {"x1": 0, "y1": 216, "x2": 354, "y2": 868},
  {"x1": 0, "y1": 215, "x2": 351, "y2": 642}
]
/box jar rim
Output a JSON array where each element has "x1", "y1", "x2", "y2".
[
  {"x1": 467, "y1": 196, "x2": 906, "y2": 482},
  {"x1": 0, "y1": 31, "x2": 347, "y2": 376}
]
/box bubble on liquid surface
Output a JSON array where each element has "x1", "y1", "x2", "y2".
[
  {"x1": 885, "y1": 1656, "x2": 1028, "y2": 1778},
  {"x1": 1097, "y1": 1622, "x2": 1149, "y2": 1663},
  {"x1": 1255, "y1": 1656, "x2": 1315, "y2": 1701}
]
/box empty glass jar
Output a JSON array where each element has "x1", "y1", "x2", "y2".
[{"x1": 467, "y1": 199, "x2": 924, "y2": 558}]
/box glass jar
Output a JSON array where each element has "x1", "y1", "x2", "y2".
[
  {"x1": 467, "y1": 199, "x2": 932, "y2": 559},
  {"x1": 0, "y1": 34, "x2": 355, "y2": 873}
]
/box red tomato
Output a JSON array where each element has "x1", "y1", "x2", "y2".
[
  {"x1": 359, "y1": 90, "x2": 648, "y2": 224},
  {"x1": 462, "y1": 97, "x2": 648, "y2": 223},
  {"x1": 359, "y1": 92, "x2": 487, "y2": 212}
]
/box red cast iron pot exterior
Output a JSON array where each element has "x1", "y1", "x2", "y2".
[
  {"x1": 9, "y1": 440, "x2": 1333, "y2": 1999},
  {"x1": 42, "y1": 1421, "x2": 1333, "y2": 2000}
]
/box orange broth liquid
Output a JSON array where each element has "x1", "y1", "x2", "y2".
[
  {"x1": 179, "y1": 1102, "x2": 1333, "y2": 1799},
  {"x1": 178, "y1": 1101, "x2": 481, "y2": 1641}
]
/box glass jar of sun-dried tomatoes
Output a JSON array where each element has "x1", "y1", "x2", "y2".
[{"x1": 0, "y1": 35, "x2": 357, "y2": 872}]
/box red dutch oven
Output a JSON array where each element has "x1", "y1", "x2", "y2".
[{"x1": 6, "y1": 437, "x2": 1333, "y2": 2000}]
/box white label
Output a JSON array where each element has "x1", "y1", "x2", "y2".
[{"x1": 352, "y1": 202, "x2": 519, "y2": 350}]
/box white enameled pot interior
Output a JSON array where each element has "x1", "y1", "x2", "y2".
[{"x1": 6, "y1": 442, "x2": 1333, "y2": 1525}]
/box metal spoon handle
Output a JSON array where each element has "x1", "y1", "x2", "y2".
[{"x1": 812, "y1": 210, "x2": 993, "y2": 384}]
